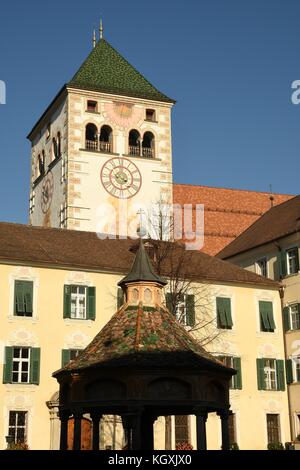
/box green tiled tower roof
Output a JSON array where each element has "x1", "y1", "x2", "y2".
[{"x1": 68, "y1": 38, "x2": 174, "y2": 103}]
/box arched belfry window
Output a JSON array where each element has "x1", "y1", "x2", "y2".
[
  {"x1": 85, "y1": 123, "x2": 98, "y2": 151},
  {"x1": 129, "y1": 129, "x2": 141, "y2": 156},
  {"x1": 99, "y1": 125, "x2": 113, "y2": 153},
  {"x1": 57, "y1": 132, "x2": 61, "y2": 158},
  {"x1": 142, "y1": 132, "x2": 155, "y2": 158},
  {"x1": 52, "y1": 137, "x2": 58, "y2": 160}
]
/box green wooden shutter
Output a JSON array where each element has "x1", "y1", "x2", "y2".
[
  {"x1": 87, "y1": 287, "x2": 96, "y2": 320},
  {"x1": 233, "y1": 357, "x2": 242, "y2": 390},
  {"x1": 286, "y1": 359, "x2": 293, "y2": 384},
  {"x1": 63, "y1": 285, "x2": 71, "y2": 319},
  {"x1": 297, "y1": 304, "x2": 300, "y2": 328},
  {"x1": 223, "y1": 298, "x2": 233, "y2": 328},
  {"x1": 276, "y1": 360, "x2": 285, "y2": 391},
  {"x1": 30, "y1": 348, "x2": 40, "y2": 385},
  {"x1": 280, "y1": 251, "x2": 287, "y2": 278},
  {"x1": 283, "y1": 307, "x2": 290, "y2": 332},
  {"x1": 257, "y1": 358, "x2": 265, "y2": 390},
  {"x1": 216, "y1": 297, "x2": 226, "y2": 328},
  {"x1": 15, "y1": 281, "x2": 25, "y2": 314},
  {"x1": 166, "y1": 292, "x2": 174, "y2": 315},
  {"x1": 3, "y1": 347, "x2": 13, "y2": 383},
  {"x1": 61, "y1": 349, "x2": 71, "y2": 368},
  {"x1": 117, "y1": 287, "x2": 124, "y2": 309},
  {"x1": 266, "y1": 302, "x2": 275, "y2": 331},
  {"x1": 186, "y1": 294, "x2": 195, "y2": 327},
  {"x1": 24, "y1": 282, "x2": 33, "y2": 314},
  {"x1": 259, "y1": 301, "x2": 274, "y2": 331}
]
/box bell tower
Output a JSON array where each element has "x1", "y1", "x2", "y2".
[{"x1": 28, "y1": 28, "x2": 175, "y2": 238}]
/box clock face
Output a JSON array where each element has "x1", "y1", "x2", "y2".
[
  {"x1": 100, "y1": 157, "x2": 142, "y2": 199},
  {"x1": 41, "y1": 172, "x2": 54, "y2": 213}
]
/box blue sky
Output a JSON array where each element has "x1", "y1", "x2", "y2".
[{"x1": 0, "y1": 0, "x2": 299, "y2": 224}]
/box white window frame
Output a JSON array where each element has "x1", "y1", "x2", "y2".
[
  {"x1": 286, "y1": 247, "x2": 299, "y2": 275},
  {"x1": 292, "y1": 355, "x2": 300, "y2": 383},
  {"x1": 175, "y1": 294, "x2": 187, "y2": 326},
  {"x1": 12, "y1": 347, "x2": 31, "y2": 384},
  {"x1": 263, "y1": 359, "x2": 277, "y2": 391},
  {"x1": 8, "y1": 410, "x2": 28, "y2": 444},
  {"x1": 70, "y1": 285, "x2": 87, "y2": 320},
  {"x1": 290, "y1": 304, "x2": 300, "y2": 331},
  {"x1": 256, "y1": 257, "x2": 268, "y2": 277}
]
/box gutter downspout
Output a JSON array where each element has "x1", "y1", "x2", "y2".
[{"x1": 279, "y1": 285, "x2": 294, "y2": 442}]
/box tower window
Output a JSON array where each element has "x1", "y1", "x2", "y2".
[
  {"x1": 99, "y1": 125, "x2": 113, "y2": 153},
  {"x1": 37, "y1": 153, "x2": 45, "y2": 178},
  {"x1": 145, "y1": 109, "x2": 156, "y2": 121},
  {"x1": 129, "y1": 129, "x2": 141, "y2": 156},
  {"x1": 142, "y1": 132, "x2": 155, "y2": 158},
  {"x1": 46, "y1": 123, "x2": 51, "y2": 140},
  {"x1": 87, "y1": 100, "x2": 97, "y2": 112},
  {"x1": 85, "y1": 123, "x2": 98, "y2": 151}
]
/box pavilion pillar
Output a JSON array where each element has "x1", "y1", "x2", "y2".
[
  {"x1": 218, "y1": 409, "x2": 230, "y2": 450},
  {"x1": 91, "y1": 413, "x2": 102, "y2": 450},
  {"x1": 122, "y1": 410, "x2": 143, "y2": 450},
  {"x1": 195, "y1": 408, "x2": 208, "y2": 450},
  {"x1": 59, "y1": 410, "x2": 70, "y2": 450},
  {"x1": 72, "y1": 410, "x2": 82, "y2": 450},
  {"x1": 141, "y1": 414, "x2": 156, "y2": 450}
]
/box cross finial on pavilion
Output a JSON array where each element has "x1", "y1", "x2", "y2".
[{"x1": 99, "y1": 18, "x2": 103, "y2": 39}]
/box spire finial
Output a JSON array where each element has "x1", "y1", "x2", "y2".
[
  {"x1": 93, "y1": 28, "x2": 96, "y2": 48},
  {"x1": 99, "y1": 18, "x2": 103, "y2": 39}
]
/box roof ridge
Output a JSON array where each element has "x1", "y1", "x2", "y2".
[{"x1": 174, "y1": 182, "x2": 295, "y2": 196}]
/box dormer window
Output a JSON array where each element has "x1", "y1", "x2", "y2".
[
  {"x1": 145, "y1": 109, "x2": 156, "y2": 122},
  {"x1": 87, "y1": 100, "x2": 97, "y2": 112}
]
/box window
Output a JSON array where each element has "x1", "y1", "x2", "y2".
[
  {"x1": 290, "y1": 304, "x2": 300, "y2": 330},
  {"x1": 8, "y1": 411, "x2": 27, "y2": 444},
  {"x1": 145, "y1": 109, "x2": 156, "y2": 121},
  {"x1": 46, "y1": 123, "x2": 51, "y2": 140},
  {"x1": 99, "y1": 125, "x2": 112, "y2": 153},
  {"x1": 14, "y1": 280, "x2": 33, "y2": 317},
  {"x1": 142, "y1": 131, "x2": 155, "y2": 158},
  {"x1": 87, "y1": 100, "x2": 97, "y2": 112},
  {"x1": 216, "y1": 297, "x2": 233, "y2": 329},
  {"x1": 71, "y1": 286, "x2": 87, "y2": 319},
  {"x1": 228, "y1": 413, "x2": 237, "y2": 447},
  {"x1": 175, "y1": 415, "x2": 190, "y2": 447},
  {"x1": 12, "y1": 347, "x2": 30, "y2": 383},
  {"x1": 266, "y1": 414, "x2": 280, "y2": 444},
  {"x1": 61, "y1": 349, "x2": 82, "y2": 367},
  {"x1": 287, "y1": 356, "x2": 300, "y2": 383},
  {"x1": 256, "y1": 358, "x2": 285, "y2": 391},
  {"x1": 166, "y1": 293, "x2": 195, "y2": 327},
  {"x1": 129, "y1": 129, "x2": 141, "y2": 156},
  {"x1": 85, "y1": 123, "x2": 98, "y2": 150},
  {"x1": 293, "y1": 356, "x2": 300, "y2": 382},
  {"x1": 217, "y1": 356, "x2": 242, "y2": 389},
  {"x1": 63, "y1": 285, "x2": 96, "y2": 321},
  {"x1": 287, "y1": 248, "x2": 299, "y2": 275},
  {"x1": 256, "y1": 258, "x2": 268, "y2": 277},
  {"x1": 259, "y1": 301, "x2": 275, "y2": 332},
  {"x1": 3, "y1": 347, "x2": 40, "y2": 384},
  {"x1": 38, "y1": 153, "x2": 45, "y2": 178}
]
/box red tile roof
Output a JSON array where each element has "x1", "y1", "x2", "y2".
[
  {"x1": 173, "y1": 184, "x2": 293, "y2": 256},
  {"x1": 218, "y1": 195, "x2": 300, "y2": 259}
]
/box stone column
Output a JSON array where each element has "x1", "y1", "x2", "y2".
[
  {"x1": 218, "y1": 410, "x2": 230, "y2": 450},
  {"x1": 91, "y1": 413, "x2": 102, "y2": 450},
  {"x1": 73, "y1": 410, "x2": 83, "y2": 450},
  {"x1": 195, "y1": 408, "x2": 208, "y2": 450},
  {"x1": 59, "y1": 410, "x2": 70, "y2": 451}
]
